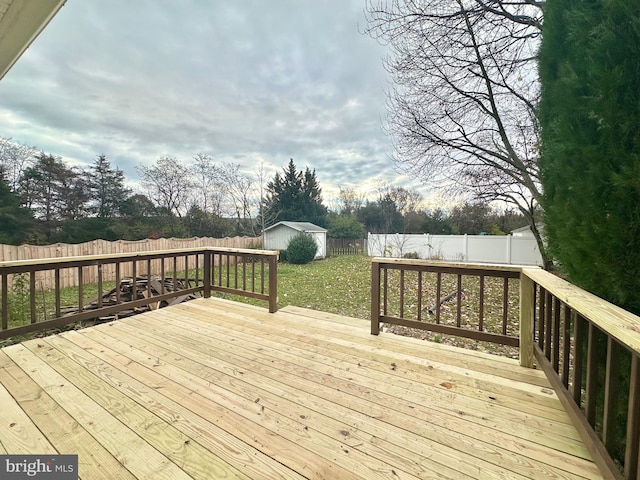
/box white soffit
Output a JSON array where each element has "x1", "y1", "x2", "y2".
[{"x1": 0, "y1": 0, "x2": 67, "y2": 81}]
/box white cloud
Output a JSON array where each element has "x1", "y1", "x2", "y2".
[{"x1": 0, "y1": 0, "x2": 435, "y2": 202}]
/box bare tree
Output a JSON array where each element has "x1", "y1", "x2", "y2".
[
  {"x1": 192, "y1": 153, "x2": 225, "y2": 215},
  {"x1": 0, "y1": 137, "x2": 37, "y2": 191},
  {"x1": 137, "y1": 156, "x2": 193, "y2": 219},
  {"x1": 365, "y1": 0, "x2": 549, "y2": 264},
  {"x1": 337, "y1": 186, "x2": 366, "y2": 215},
  {"x1": 220, "y1": 163, "x2": 255, "y2": 234},
  {"x1": 388, "y1": 186, "x2": 422, "y2": 216},
  {"x1": 254, "y1": 162, "x2": 279, "y2": 236}
]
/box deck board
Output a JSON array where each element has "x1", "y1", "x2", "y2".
[{"x1": 0, "y1": 297, "x2": 604, "y2": 479}]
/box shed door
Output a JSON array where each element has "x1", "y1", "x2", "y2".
[{"x1": 314, "y1": 233, "x2": 325, "y2": 258}]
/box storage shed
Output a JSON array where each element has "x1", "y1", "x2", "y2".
[{"x1": 264, "y1": 221, "x2": 327, "y2": 259}]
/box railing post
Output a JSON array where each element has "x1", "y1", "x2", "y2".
[
  {"x1": 371, "y1": 260, "x2": 380, "y2": 335},
  {"x1": 268, "y1": 254, "x2": 278, "y2": 313},
  {"x1": 519, "y1": 271, "x2": 535, "y2": 367},
  {"x1": 203, "y1": 250, "x2": 211, "y2": 299}
]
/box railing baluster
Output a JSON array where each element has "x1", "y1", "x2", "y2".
[
  {"x1": 268, "y1": 254, "x2": 277, "y2": 313},
  {"x1": 456, "y1": 274, "x2": 462, "y2": 328},
  {"x1": 602, "y1": 337, "x2": 621, "y2": 449},
  {"x1": 234, "y1": 254, "x2": 239, "y2": 289},
  {"x1": 573, "y1": 314, "x2": 586, "y2": 405},
  {"x1": 160, "y1": 258, "x2": 165, "y2": 294},
  {"x1": 519, "y1": 273, "x2": 534, "y2": 368},
  {"x1": 54, "y1": 269, "x2": 61, "y2": 318},
  {"x1": 371, "y1": 260, "x2": 381, "y2": 335},
  {"x1": 2, "y1": 273, "x2": 7, "y2": 330},
  {"x1": 115, "y1": 262, "x2": 121, "y2": 304},
  {"x1": 502, "y1": 277, "x2": 509, "y2": 335},
  {"x1": 538, "y1": 286, "x2": 546, "y2": 349},
  {"x1": 435, "y1": 272, "x2": 442, "y2": 324},
  {"x1": 585, "y1": 323, "x2": 599, "y2": 427},
  {"x1": 173, "y1": 257, "x2": 177, "y2": 284},
  {"x1": 417, "y1": 271, "x2": 422, "y2": 322},
  {"x1": 242, "y1": 256, "x2": 247, "y2": 291},
  {"x1": 78, "y1": 267, "x2": 84, "y2": 311},
  {"x1": 552, "y1": 297, "x2": 561, "y2": 372},
  {"x1": 383, "y1": 268, "x2": 388, "y2": 317},
  {"x1": 146, "y1": 259, "x2": 152, "y2": 298},
  {"x1": 562, "y1": 306, "x2": 572, "y2": 388},
  {"x1": 203, "y1": 250, "x2": 211, "y2": 299},
  {"x1": 399, "y1": 270, "x2": 405, "y2": 318},
  {"x1": 251, "y1": 257, "x2": 255, "y2": 293},
  {"x1": 29, "y1": 272, "x2": 36, "y2": 324},
  {"x1": 97, "y1": 264, "x2": 103, "y2": 308},
  {"x1": 624, "y1": 354, "x2": 640, "y2": 480},
  {"x1": 131, "y1": 260, "x2": 137, "y2": 300},
  {"x1": 479, "y1": 275, "x2": 485, "y2": 332},
  {"x1": 545, "y1": 290, "x2": 553, "y2": 360},
  {"x1": 195, "y1": 254, "x2": 199, "y2": 288}
]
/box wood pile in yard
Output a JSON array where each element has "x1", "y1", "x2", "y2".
[{"x1": 62, "y1": 276, "x2": 199, "y2": 324}]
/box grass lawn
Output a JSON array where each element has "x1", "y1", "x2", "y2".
[{"x1": 275, "y1": 254, "x2": 372, "y2": 319}]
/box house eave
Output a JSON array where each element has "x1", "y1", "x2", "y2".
[{"x1": 0, "y1": 0, "x2": 67, "y2": 81}]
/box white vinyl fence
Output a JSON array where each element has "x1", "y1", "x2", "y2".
[{"x1": 367, "y1": 233, "x2": 544, "y2": 266}]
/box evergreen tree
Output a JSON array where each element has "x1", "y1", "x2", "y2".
[
  {"x1": 261, "y1": 159, "x2": 328, "y2": 227},
  {"x1": 0, "y1": 169, "x2": 35, "y2": 244},
  {"x1": 19, "y1": 153, "x2": 91, "y2": 239},
  {"x1": 539, "y1": 0, "x2": 640, "y2": 312},
  {"x1": 87, "y1": 154, "x2": 131, "y2": 217}
]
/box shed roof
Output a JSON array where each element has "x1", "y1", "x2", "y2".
[{"x1": 264, "y1": 221, "x2": 327, "y2": 233}]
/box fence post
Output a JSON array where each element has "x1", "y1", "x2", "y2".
[
  {"x1": 268, "y1": 254, "x2": 278, "y2": 313},
  {"x1": 519, "y1": 271, "x2": 535, "y2": 367},
  {"x1": 371, "y1": 259, "x2": 381, "y2": 335}
]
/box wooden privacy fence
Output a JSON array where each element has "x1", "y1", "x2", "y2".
[
  {"x1": 371, "y1": 257, "x2": 640, "y2": 480},
  {"x1": 0, "y1": 247, "x2": 279, "y2": 341},
  {"x1": 327, "y1": 237, "x2": 367, "y2": 255},
  {"x1": 0, "y1": 237, "x2": 260, "y2": 290}
]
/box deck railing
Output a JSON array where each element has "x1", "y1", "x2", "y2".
[
  {"x1": 0, "y1": 247, "x2": 278, "y2": 340},
  {"x1": 370, "y1": 258, "x2": 522, "y2": 347},
  {"x1": 371, "y1": 257, "x2": 640, "y2": 480}
]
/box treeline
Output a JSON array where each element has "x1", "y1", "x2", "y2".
[
  {"x1": 0, "y1": 140, "x2": 527, "y2": 246},
  {"x1": 0, "y1": 139, "x2": 261, "y2": 244}
]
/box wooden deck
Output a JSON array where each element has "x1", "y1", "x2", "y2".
[{"x1": 0, "y1": 297, "x2": 603, "y2": 479}]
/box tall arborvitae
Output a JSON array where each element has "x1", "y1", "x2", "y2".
[{"x1": 539, "y1": 0, "x2": 640, "y2": 313}]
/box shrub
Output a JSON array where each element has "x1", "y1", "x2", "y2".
[
  {"x1": 285, "y1": 233, "x2": 318, "y2": 264},
  {"x1": 403, "y1": 251, "x2": 420, "y2": 259}
]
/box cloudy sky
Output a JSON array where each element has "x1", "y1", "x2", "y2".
[{"x1": 0, "y1": 0, "x2": 435, "y2": 207}]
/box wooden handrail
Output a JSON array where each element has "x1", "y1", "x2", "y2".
[
  {"x1": 370, "y1": 257, "x2": 640, "y2": 479},
  {"x1": 523, "y1": 267, "x2": 640, "y2": 354},
  {"x1": 0, "y1": 247, "x2": 279, "y2": 340},
  {"x1": 370, "y1": 257, "x2": 522, "y2": 347}
]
